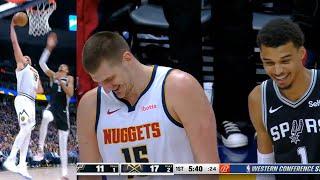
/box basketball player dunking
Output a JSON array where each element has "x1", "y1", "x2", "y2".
[
  {"x1": 249, "y1": 19, "x2": 320, "y2": 180},
  {"x1": 3, "y1": 17, "x2": 44, "y2": 179},
  {"x1": 77, "y1": 31, "x2": 219, "y2": 180},
  {"x1": 33, "y1": 32, "x2": 74, "y2": 180}
]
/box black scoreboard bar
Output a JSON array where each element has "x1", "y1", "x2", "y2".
[
  {"x1": 121, "y1": 163, "x2": 174, "y2": 175},
  {"x1": 77, "y1": 163, "x2": 119, "y2": 175}
]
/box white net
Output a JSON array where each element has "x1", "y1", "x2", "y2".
[{"x1": 26, "y1": 0, "x2": 56, "y2": 37}]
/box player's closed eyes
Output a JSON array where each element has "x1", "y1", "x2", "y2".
[
  {"x1": 263, "y1": 61, "x2": 275, "y2": 66},
  {"x1": 103, "y1": 76, "x2": 115, "y2": 84},
  {"x1": 281, "y1": 59, "x2": 290, "y2": 64}
]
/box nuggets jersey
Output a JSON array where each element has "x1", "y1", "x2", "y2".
[
  {"x1": 96, "y1": 65, "x2": 195, "y2": 180},
  {"x1": 261, "y1": 69, "x2": 320, "y2": 180},
  {"x1": 16, "y1": 64, "x2": 39, "y2": 100}
]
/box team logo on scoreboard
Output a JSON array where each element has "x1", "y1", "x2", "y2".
[
  {"x1": 77, "y1": 164, "x2": 86, "y2": 172},
  {"x1": 219, "y1": 164, "x2": 230, "y2": 173},
  {"x1": 289, "y1": 119, "x2": 304, "y2": 144},
  {"x1": 124, "y1": 164, "x2": 143, "y2": 173}
]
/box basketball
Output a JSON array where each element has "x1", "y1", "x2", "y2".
[{"x1": 12, "y1": 12, "x2": 28, "y2": 27}]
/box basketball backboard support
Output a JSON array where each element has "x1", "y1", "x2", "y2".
[{"x1": 0, "y1": 0, "x2": 48, "y2": 18}]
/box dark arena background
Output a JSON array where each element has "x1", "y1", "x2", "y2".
[{"x1": 0, "y1": 0, "x2": 77, "y2": 179}]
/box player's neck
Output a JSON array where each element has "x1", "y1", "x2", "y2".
[
  {"x1": 124, "y1": 64, "x2": 154, "y2": 105},
  {"x1": 280, "y1": 68, "x2": 311, "y2": 101}
]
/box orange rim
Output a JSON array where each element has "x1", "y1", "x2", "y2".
[
  {"x1": 6, "y1": 0, "x2": 26, "y2": 4},
  {"x1": 6, "y1": 0, "x2": 55, "y2": 4},
  {"x1": 26, "y1": 0, "x2": 56, "y2": 12}
]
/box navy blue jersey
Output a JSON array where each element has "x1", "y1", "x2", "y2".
[
  {"x1": 261, "y1": 69, "x2": 320, "y2": 180},
  {"x1": 49, "y1": 76, "x2": 68, "y2": 109}
]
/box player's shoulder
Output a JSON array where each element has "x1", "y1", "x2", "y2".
[
  {"x1": 165, "y1": 69, "x2": 199, "y2": 92},
  {"x1": 67, "y1": 75, "x2": 74, "y2": 80},
  {"x1": 30, "y1": 65, "x2": 39, "y2": 72},
  {"x1": 16, "y1": 62, "x2": 28, "y2": 72},
  {"x1": 248, "y1": 84, "x2": 262, "y2": 104},
  {"x1": 78, "y1": 87, "x2": 98, "y2": 109}
]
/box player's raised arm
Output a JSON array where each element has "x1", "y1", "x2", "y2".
[
  {"x1": 39, "y1": 32, "x2": 57, "y2": 78},
  {"x1": 248, "y1": 85, "x2": 275, "y2": 180},
  {"x1": 165, "y1": 70, "x2": 219, "y2": 179},
  {"x1": 77, "y1": 88, "x2": 102, "y2": 180},
  {"x1": 10, "y1": 19, "x2": 24, "y2": 66}
]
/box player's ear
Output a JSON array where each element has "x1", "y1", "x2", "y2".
[
  {"x1": 122, "y1": 51, "x2": 132, "y2": 63},
  {"x1": 298, "y1": 46, "x2": 306, "y2": 61}
]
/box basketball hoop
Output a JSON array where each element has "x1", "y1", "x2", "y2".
[{"x1": 26, "y1": 0, "x2": 56, "y2": 36}]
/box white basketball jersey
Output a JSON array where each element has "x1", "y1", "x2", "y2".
[
  {"x1": 96, "y1": 65, "x2": 196, "y2": 180},
  {"x1": 16, "y1": 64, "x2": 39, "y2": 100}
]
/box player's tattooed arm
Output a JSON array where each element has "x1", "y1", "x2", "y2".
[
  {"x1": 77, "y1": 88, "x2": 102, "y2": 180},
  {"x1": 59, "y1": 76, "x2": 74, "y2": 97},
  {"x1": 10, "y1": 20, "x2": 25, "y2": 69},
  {"x1": 248, "y1": 85, "x2": 274, "y2": 154},
  {"x1": 165, "y1": 70, "x2": 219, "y2": 180}
]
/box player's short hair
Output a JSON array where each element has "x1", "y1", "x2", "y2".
[
  {"x1": 59, "y1": 64, "x2": 69, "y2": 73},
  {"x1": 257, "y1": 18, "x2": 305, "y2": 49},
  {"x1": 82, "y1": 31, "x2": 130, "y2": 73}
]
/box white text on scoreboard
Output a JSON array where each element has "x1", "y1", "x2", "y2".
[{"x1": 174, "y1": 164, "x2": 219, "y2": 174}]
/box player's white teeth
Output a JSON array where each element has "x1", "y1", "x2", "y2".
[{"x1": 275, "y1": 75, "x2": 287, "y2": 80}]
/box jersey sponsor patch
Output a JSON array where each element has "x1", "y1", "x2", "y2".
[
  {"x1": 141, "y1": 104, "x2": 157, "y2": 112},
  {"x1": 308, "y1": 100, "x2": 320, "y2": 107}
]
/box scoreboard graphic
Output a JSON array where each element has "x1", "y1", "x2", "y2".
[
  {"x1": 77, "y1": 163, "x2": 320, "y2": 175},
  {"x1": 121, "y1": 163, "x2": 173, "y2": 175},
  {"x1": 77, "y1": 163, "x2": 119, "y2": 175}
]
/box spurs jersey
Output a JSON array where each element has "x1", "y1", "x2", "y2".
[
  {"x1": 48, "y1": 76, "x2": 70, "y2": 131},
  {"x1": 96, "y1": 65, "x2": 195, "y2": 180},
  {"x1": 16, "y1": 64, "x2": 39, "y2": 100},
  {"x1": 49, "y1": 76, "x2": 70, "y2": 109},
  {"x1": 261, "y1": 69, "x2": 320, "y2": 180}
]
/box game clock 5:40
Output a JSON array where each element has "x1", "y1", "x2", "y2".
[{"x1": 189, "y1": 165, "x2": 203, "y2": 172}]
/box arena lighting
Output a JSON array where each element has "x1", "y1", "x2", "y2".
[{"x1": 69, "y1": 15, "x2": 76, "y2": 31}]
